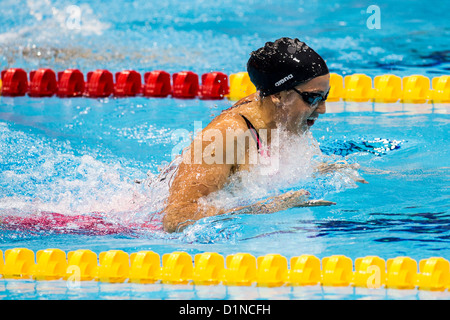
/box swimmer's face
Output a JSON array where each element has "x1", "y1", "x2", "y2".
[{"x1": 271, "y1": 73, "x2": 330, "y2": 134}]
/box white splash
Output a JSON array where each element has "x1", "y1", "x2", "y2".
[
  {"x1": 0, "y1": 1, "x2": 110, "y2": 45},
  {"x1": 203, "y1": 129, "x2": 361, "y2": 211}
]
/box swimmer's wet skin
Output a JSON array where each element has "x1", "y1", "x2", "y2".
[{"x1": 162, "y1": 37, "x2": 365, "y2": 233}]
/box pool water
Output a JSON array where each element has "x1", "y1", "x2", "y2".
[{"x1": 0, "y1": 0, "x2": 449, "y2": 300}]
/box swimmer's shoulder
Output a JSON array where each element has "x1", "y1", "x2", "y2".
[
  {"x1": 210, "y1": 93, "x2": 259, "y2": 129},
  {"x1": 224, "y1": 93, "x2": 258, "y2": 113},
  {"x1": 207, "y1": 97, "x2": 258, "y2": 132}
]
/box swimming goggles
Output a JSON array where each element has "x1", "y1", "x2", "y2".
[{"x1": 291, "y1": 87, "x2": 329, "y2": 106}]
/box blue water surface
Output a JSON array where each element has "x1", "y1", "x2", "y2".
[{"x1": 0, "y1": 0, "x2": 449, "y2": 300}]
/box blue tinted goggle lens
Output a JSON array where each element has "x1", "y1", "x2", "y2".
[{"x1": 292, "y1": 88, "x2": 329, "y2": 106}]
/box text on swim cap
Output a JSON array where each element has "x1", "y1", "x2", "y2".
[{"x1": 275, "y1": 74, "x2": 293, "y2": 87}]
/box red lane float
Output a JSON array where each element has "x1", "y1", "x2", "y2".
[
  {"x1": 0, "y1": 68, "x2": 230, "y2": 100},
  {"x1": 200, "y1": 71, "x2": 229, "y2": 99},
  {"x1": 172, "y1": 71, "x2": 199, "y2": 99},
  {"x1": 1, "y1": 68, "x2": 28, "y2": 96},
  {"x1": 114, "y1": 70, "x2": 142, "y2": 97},
  {"x1": 29, "y1": 68, "x2": 57, "y2": 97},
  {"x1": 143, "y1": 70, "x2": 172, "y2": 97},
  {"x1": 85, "y1": 69, "x2": 114, "y2": 98},
  {"x1": 57, "y1": 69, "x2": 85, "y2": 97}
]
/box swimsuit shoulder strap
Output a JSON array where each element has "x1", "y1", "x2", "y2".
[
  {"x1": 239, "y1": 113, "x2": 262, "y2": 151},
  {"x1": 223, "y1": 98, "x2": 265, "y2": 154}
]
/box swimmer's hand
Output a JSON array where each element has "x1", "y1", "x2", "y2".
[
  {"x1": 226, "y1": 189, "x2": 335, "y2": 216},
  {"x1": 277, "y1": 190, "x2": 336, "y2": 208},
  {"x1": 315, "y1": 160, "x2": 368, "y2": 184}
]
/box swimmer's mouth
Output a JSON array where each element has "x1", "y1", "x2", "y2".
[{"x1": 306, "y1": 117, "x2": 317, "y2": 127}]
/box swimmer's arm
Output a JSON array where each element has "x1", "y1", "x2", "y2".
[
  {"x1": 163, "y1": 201, "x2": 226, "y2": 233},
  {"x1": 162, "y1": 162, "x2": 232, "y2": 233},
  {"x1": 163, "y1": 114, "x2": 248, "y2": 233},
  {"x1": 164, "y1": 188, "x2": 335, "y2": 232},
  {"x1": 224, "y1": 189, "x2": 335, "y2": 216},
  {"x1": 315, "y1": 161, "x2": 368, "y2": 184}
]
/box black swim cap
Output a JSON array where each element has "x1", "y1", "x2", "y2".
[{"x1": 247, "y1": 37, "x2": 329, "y2": 97}]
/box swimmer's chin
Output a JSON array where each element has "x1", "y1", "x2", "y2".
[
  {"x1": 285, "y1": 123, "x2": 310, "y2": 135},
  {"x1": 298, "y1": 120, "x2": 317, "y2": 133},
  {"x1": 298, "y1": 126, "x2": 312, "y2": 135}
]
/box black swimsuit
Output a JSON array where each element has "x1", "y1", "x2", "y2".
[
  {"x1": 239, "y1": 114, "x2": 262, "y2": 153},
  {"x1": 226, "y1": 99, "x2": 263, "y2": 153}
]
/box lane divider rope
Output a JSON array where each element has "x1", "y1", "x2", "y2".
[
  {"x1": 1, "y1": 248, "x2": 449, "y2": 291},
  {"x1": 1, "y1": 68, "x2": 449, "y2": 103}
]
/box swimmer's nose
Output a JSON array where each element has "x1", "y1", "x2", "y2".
[{"x1": 316, "y1": 101, "x2": 326, "y2": 114}]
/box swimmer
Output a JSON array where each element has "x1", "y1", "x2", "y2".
[{"x1": 163, "y1": 37, "x2": 364, "y2": 233}]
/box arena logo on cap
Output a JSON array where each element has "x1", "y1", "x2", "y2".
[{"x1": 274, "y1": 74, "x2": 293, "y2": 87}]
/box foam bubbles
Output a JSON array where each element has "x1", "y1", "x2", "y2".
[
  {"x1": 204, "y1": 129, "x2": 363, "y2": 212},
  {"x1": 0, "y1": 122, "x2": 163, "y2": 233},
  {"x1": 0, "y1": 120, "x2": 365, "y2": 238}
]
